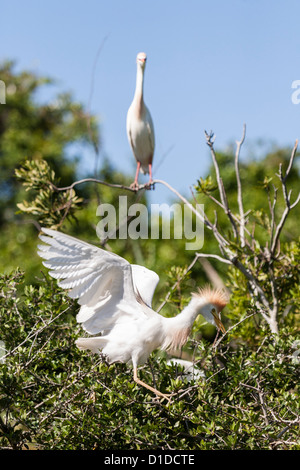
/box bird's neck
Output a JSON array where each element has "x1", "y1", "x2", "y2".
[
  {"x1": 133, "y1": 65, "x2": 145, "y2": 115},
  {"x1": 176, "y1": 297, "x2": 204, "y2": 326},
  {"x1": 162, "y1": 298, "x2": 203, "y2": 351}
]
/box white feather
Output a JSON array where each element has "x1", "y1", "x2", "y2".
[{"x1": 38, "y1": 228, "x2": 159, "y2": 335}]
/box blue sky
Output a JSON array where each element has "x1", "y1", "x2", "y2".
[{"x1": 2, "y1": 0, "x2": 300, "y2": 205}]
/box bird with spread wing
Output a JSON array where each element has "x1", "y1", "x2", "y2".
[{"x1": 38, "y1": 228, "x2": 228, "y2": 401}]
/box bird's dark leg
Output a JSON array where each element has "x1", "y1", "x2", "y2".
[
  {"x1": 133, "y1": 366, "x2": 172, "y2": 403},
  {"x1": 130, "y1": 161, "x2": 141, "y2": 190}
]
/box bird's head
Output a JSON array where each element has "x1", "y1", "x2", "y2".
[
  {"x1": 136, "y1": 52, "x2": 147, "y2": 69},
  {"x1": 191, "y1": 286, "x2": 228, "y2": 334}
]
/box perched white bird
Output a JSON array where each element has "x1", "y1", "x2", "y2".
[
  {"x1": 37, "y1": 228, "x2": 227, "y2": 401},
  {"x1": 126, "y1": 52, "x2": 155, "y2": 189}
]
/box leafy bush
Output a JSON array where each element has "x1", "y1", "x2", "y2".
[{"x1": 0, "y1": 270, "x2": 298, "y2": 450}]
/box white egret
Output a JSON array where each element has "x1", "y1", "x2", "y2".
[
  {"x1": 37, "y1": 228, "x2": 227, "y2": 401},
  {"x1": 126, "y1": 52, "x2": 155, "y2": 189}
]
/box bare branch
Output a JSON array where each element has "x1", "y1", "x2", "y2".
[
  {"x1": 290, "y1": 191, "x2": 300, "y2": 210},
  {"x1": 156, "y1": 252, "x2": 201, "y2": 313},
  {"x1": 220, "y1": 178, "x2": 239, "y2": 239},
  {"x1": 49, "y1": 178, "x2": 139, "y2": 193},
  {"x1": 229, "y1": 256, "x2": 271, "y2": 314},
  {"x1": 283, "y1": 138, "x2": 298, "y2": 181},
  {"x1": 268, "y1": 184, "x2": 278, "y2": 249},
  {"x1": 99, "y1": 189, "x2": 146, "y2": 246},
  {"x1": 154, "y1": 178, "x2": 208, "y2": 228},
  {"x1": 205, "y1": 131, "x2": 225, "y2": 206},
  {"x1": 213, "y1": 311, "x2": 259, "y2": 349},
  {"x1": 198, "y1": 257, "x2": 229, "y2": 292},
  {"x1": 271, "y1": 140, "x2": 300, "y2": 256},
  {"x1": 154, "y1": 179, "x2": 231, "y2": 252},
  {"x1": 205, "y1": 130, "x2": 239, "y2": 239},
  {"x1": 235, "y1": 124, "x2": 246, "y2": 246},
  {"x1": 195, "y1": 252, "x2": 232, "y2": 265},
  {"x1": 50, "y1": 176, "x2": 234, "y2": 252}
]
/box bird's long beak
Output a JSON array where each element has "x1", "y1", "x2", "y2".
[{"x1": 212, "y1": 311, "x2": 226, "y2": 334}]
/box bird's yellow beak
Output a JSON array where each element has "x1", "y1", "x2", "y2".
[{"x1": 212, "y1": 311, "x2": 226, "y2": 334}]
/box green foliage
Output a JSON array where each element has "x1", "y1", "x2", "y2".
[
  {"x1": 194, "y1": 175, "x2": 218, "y2": 195},
  {"x1": 0, "y1": 60, "x2": 99, "y2": 280},
  {"x1": 0, "y1": 271, "x2": 298, "y2": 450},
  {"x1": 0, "y1": 61, "x2": 98, "y2": 217},
  {"x1": 15, "y1": 159, "x2": 83, "y2": 228},
  {"x1": 226, "y1": 238, "x2": 300, "y2": 340}
]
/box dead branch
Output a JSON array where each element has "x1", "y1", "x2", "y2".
[
  {"x1": 271, "y1": 139, "x2": 299, "y2": 256},
  {"x1": 235, "y1": 123, "x2": 246, "y2": 246}
]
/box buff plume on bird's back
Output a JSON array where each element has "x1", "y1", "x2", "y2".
[
  {"x1": 126, "y1": 52, "x2": 155, "y2": 189},
  {"x1": 38, "y1": 228, "x2": 228, "y2": 403}
]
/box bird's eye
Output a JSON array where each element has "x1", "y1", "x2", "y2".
[{"x1": 211, "y1": 308, "x2": 216, "y2": 314}]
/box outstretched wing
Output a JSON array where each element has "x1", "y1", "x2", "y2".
[
  {"x1": 131, "y1": 264, "x2": 159, "y2": 308},
  {"x1": 37, "y1": 228, "x2": 153, "y2": 334}
]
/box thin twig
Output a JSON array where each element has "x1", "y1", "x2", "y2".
[
  {"x1": 49, "y1": 178, "x2": 138, "y2": 193},
  {"x1": 2, "y1": 307, "x2": 70, "y2": 361},
  {"x1": 235, "y1": 124, "x2": 246, "y2": 247},
  {"x1": 154, "y1": 179, "x2": 208, "y2": 228},
  {"x1": 205, "y1": 130, "x2": 238, "y2": 239},
  {"x1": 195, "y1": 252, "x2": 232, "y2": 265},
  {"x1": 205, "y1": 131, "x2": 225, "y2": 206},
  {"x1": 283, "y1": 138, "x2": 298, "y2": 181},
  {"x1": 213, "y1": 311, "x2": 259, "y2": 349},
  {"x1": 157, "y1": 253, "x2": 201, "y2": 313},
  {"x1": 269, "y1": 184, "x2": 278, "y2": 249}
]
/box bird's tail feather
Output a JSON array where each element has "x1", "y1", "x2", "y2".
[{"x1": 75, "y1": 336, "x2": 107, "y2": 354}]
